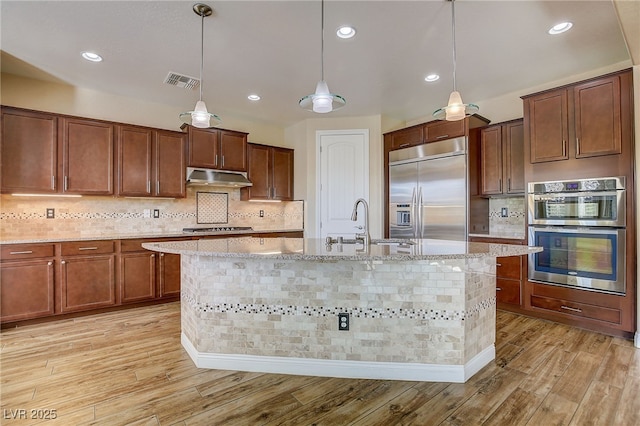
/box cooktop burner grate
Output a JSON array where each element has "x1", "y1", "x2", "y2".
[{"x1": 182, "y1": 226, "x2": 253, "y2": 233}]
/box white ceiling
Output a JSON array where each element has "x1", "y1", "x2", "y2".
[{"x1": 0, "y1": 1, "x2": 634, "y2": 128}]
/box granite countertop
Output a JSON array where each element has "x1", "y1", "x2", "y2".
[
  {"x1": 143, "y1": 237, "x2": 541, "y2": 261},
  {"x1": 0, "y1": 229, "x2": 304, "y2": 245},
  {"x1": 467, "y1": 232, "x2": 526, "y2": 241}
]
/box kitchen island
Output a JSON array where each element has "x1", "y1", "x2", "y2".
[{"x1": 143, "y1": 237, "x2": 541, "y2": 383}]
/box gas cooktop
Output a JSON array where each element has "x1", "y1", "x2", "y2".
[{"x1": 182, "y1": 226, "x2": 253, "y2": 233}]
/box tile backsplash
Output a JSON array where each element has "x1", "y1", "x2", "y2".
[
  {"x1": 0, "y1": 187, "x2": 304, "y2": 241},
  {"x1": 488, "y1": 197, "x2": 526, "y2": 236}
]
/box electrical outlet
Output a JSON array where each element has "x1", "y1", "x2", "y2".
[
  {"x1": 46, "y1": 208, "x2": 55, "y2": 219},
  {"x1": 143, "y1": 209, "x2": 151, "y2": 218},
  {"x1": 338, "y1": 313, "x2": 349, "y2": 331},
  {"x1": 153, "y1": 209, "x2": 160, "y2": 218},
  {"x1": 259, "y1": 210, "x2": 264, "y2": 217},
  {"x1": 501, "y1": 207, "x2": 508, "y2": 217}
]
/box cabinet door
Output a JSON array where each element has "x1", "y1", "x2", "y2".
[
  {"x1": 527, "y1": 89, "x2": 569, "y2": 163},
  {"x1": 496, "y1": 278, "x2": 521, "y2": 306},
  {"x1": 387, "y1": 126, "x2": 423, "y2": 150},
  {"x1": 245, "y1": 143, "x2": 271, "y2": 199},
  {"x1": 574, "y1": 75, "x2": 622, "y2": 158},
  {"x1": 117, "y1": 126, "x2": 153, "y2": 196},
  {"x1": 219, "y1": 130, "x2": 247, "y2": 171},
  {"x1": 272, "y1": 147, "x2": 294, "y2": 200},
  {"x1": 504, "y1": 120, "x2": 524, "y2": 194},
  {"x1": 0, "y1": 259, "x2": 55, "y2": 322},
  {"x1": 424, "y1": 120, "x2": 465, "y2": 143},
  {"x1": 480, "y1": 125, "x2": 503, "y2": 195},
  {"x1": 120, "y1": 252, "x2": 156, "y2": 303},
  {"x1": 60, "y1": 255, "x2": 116, "y2": 312},
  {"x1": 155, "y1": 130, "x2": 186, "y2": 198},
  {"x1": 158, "y1": 252, "x2": 181, "y2": 298},
  {"x1": 1, "y1": 108, "x2": 58, "y2": 193},
  {"x1": 188, "y1": 127, "x2": 218, "y2": 168},
  {"x1": 61, "y1": 118, "x2": 114, "y2": 195}
]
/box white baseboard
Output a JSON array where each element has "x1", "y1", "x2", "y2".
[
  {"x1": 181, "y1": 333, "x2": 494, "y2": 383},
  {"x1": 635, "y1": 331, "x2": 640, "y2": 348}
]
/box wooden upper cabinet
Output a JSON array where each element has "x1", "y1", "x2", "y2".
[
  {"x1": 155, "y1": 130, "x2": 186, "y2": 198},
  {"x1": 1, "y1": 107, "x2": 58, "y2": 193},
  {"x1": 272, "y1": 147, "x2": 294, "y2": 200},
  {"x1": 219, "y1": 130, "x2": 247, "y2": 171},
  {"x1": 60, "y1": 117, "x2": 114, "y2": 195},
  {"x1": 242, "y1": 143, "x2": 294, "y2": 201},
  {"x1": 424, "y1": 119, "x2": 466, "y2": 143},
  {"x1": 386, "y1": 125, "x2": 423, "y2": 150},
  {"x1": 480, "y1": 119, "x2": 524, "y2": 196},
  {"x1": 574, "y1": 75, "x2": 622, "y2": 158},
  {"x1": 504, "y1": 120, "x2": 524, "y2": 193},
  {"x1": 117, "y1": 127, "x2": 185, "y2": 198},
  {"x1": 526, "y1": 89, "x2": 569, "y2": 163},
  {"x1": 117, "y1": 125, "x2": 153, "y2": 196},
  {"x1": 186, "y1": 126, "x2": 247, "y2": 171},
  {"x1": 524, "y1": 71, "x2": 627, "y2": 164},
  {"x1": 187, "y1": 126, "x2": 218, "y2": 168},
  {"x1": 480, "y1": 125, "x2": 503, "y2": 195}
]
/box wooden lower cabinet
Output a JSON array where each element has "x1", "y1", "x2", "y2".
[
  {"x1": 496, "y1": 255, "x2": 523, "y2": 306},
  {"x1": 158, "y1": 252, "x2": 181, "y2": 298},
  {"x1": 0, "y1": 258, "x2": 55, "y2": 322},
  {"x1": 60, "y1": 240, "x2": 117, "y2": 313},
  {"x1": 120, "y1": 252, "x2": 156, "y2": 303}
]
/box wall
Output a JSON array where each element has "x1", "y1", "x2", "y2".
[
  {"x1": 284, "y1": 115, "x2": 383, "y2": 239},
  {"x1": 0, "y1": 189, "x2": 303, "y2": 242},
  {"x1": 0, "y1": 73, "x2": 286, "y2": 145}
]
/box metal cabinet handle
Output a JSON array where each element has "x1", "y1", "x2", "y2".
[
  {"x1": 399, "y1": 143, "x2": 411, "y2": 148},
  {"x1": 64, "y1": 176, "x2": 69, "y2": 191},
  {"x1": 52, "y1": 175, "x2": 56, "y2": 190},
  {"x1": 147, "y1": 181, "x2": 151, "y2": 193},
  {"x1": 499, "y1": 179, "x2": 502, "y2": 192},
  {"x1": 9, "y1": 250, "x2": 33, "y2": 255},
  {"x1": 562, "y1": 140, "x2": 567, "y2": 157},
  {"x1": 507, "y1": 178, "x2": 511, "y2": 192},
  {"x1": 157, "y1": 181, "x2": 160, "y2": 194},
  {"x1": 222, "y1": 156, "x2": 225, "y2": 167},
  {"x1": 496, "y1": 287, "x2": 502, "y2": 291},
  {"x1": 151, "y1": 254, "x2": 155, "y2": 258},
  {"x1": 160, "y1": 253, "x2": 164, "y2": 257},
  {"x1": 61, "y1": 260, "x2": 66, "y2": 264},
  {"x1": 496, "y1": 263, "x2": 502, "y2": 267},
  {"x1": 48, "y1": 261, "x2": 53, "y2": 266},
  {"x1": 436, "y1": 134, "x2": 449, "y2": 140},
  {"x1": 215, "y1": 155, "x2": 218, "y2": 167},
  {"x1": 273, "y1": 187, "x2": 276, "y2": 198},
  {"x1": 78, "y1": 247, "x2": 98, "y2": 251},
  {"x1": 561, "y1": 305, "x2": 582, "y2": 313}
]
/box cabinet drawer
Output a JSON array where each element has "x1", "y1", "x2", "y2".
[
  {"x1": 424, "y1": 120, "x2": 465, "y2": 142},
  {"x1": 496, "y1": 278, "x2": 520, "y2": 305},
  {"x1": 496, "y1": 255, "x2": 521, "y2": 280},
  {"x1": 531, "y1": 295, "x2": 621, "y2": 324},
  {"x1": 61, "y1": 240, "x2": 115, "y2": 256},
  {"x1": 1, "y1": 243, "x2": 56, "y2": 260}
]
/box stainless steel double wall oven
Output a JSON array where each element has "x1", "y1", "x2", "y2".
[{"x1": 528, "y1": 177, "x2": 626, "y2": 295}]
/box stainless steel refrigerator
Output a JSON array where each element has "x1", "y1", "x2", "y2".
[{"x1": 388, "y1": 137, "x2": 467, "y2": 240}]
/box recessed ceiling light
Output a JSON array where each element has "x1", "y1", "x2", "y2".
[
  {"x1": 336, "y1": 26, "x2": 356, "y2": 39},
  {"x1": 81, "y1": 51, "x2": 103, "y2": 62},
  {"x1": 425, "y1": 74, "x2": 440, "y2": 82},
  {"x1": 548, "y1": 22, "x2": 573, "y2": 35},
  {"x1": 248, "y1": 94, "x2": 261, "y2": 101}
]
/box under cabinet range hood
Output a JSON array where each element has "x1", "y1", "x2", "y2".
[{"x1": 186, "y1": 167, "x2": 252, "y2": 188}]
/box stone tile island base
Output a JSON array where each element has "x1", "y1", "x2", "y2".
[{"x1": 179, "y1": 255, "x2": 497, "y2": 383}]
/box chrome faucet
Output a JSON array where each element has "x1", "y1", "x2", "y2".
[{"x1": 351, "y1": 198, "x2": 370, "y2": 246}]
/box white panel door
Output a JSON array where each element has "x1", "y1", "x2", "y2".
[{"x1": 318, "y1": 130, "x2": 369, "y2": 239}]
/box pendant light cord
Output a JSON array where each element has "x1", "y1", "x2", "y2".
[
  {"x1": 451, "y1": 0, "x2": 457, "y2": 92},
  {"x1": 320, "y1": 0, "x2": 325, "y2": 82},
  {"x1": 199, "y1": 10, "x2": 205, "y2": 102}
]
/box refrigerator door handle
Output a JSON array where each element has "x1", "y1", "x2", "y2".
[
  {"x1": 417, "y1": 186, "x2": 424, "y2": 239},
  {"x1": 410, "y1": 187, "x2": 417, "y2": 238}
]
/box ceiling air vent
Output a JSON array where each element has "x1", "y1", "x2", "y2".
[{"x1": 164, "y1": 72, "x2": 200, "y2": 90}]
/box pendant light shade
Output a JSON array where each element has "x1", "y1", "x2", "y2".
[
  {"x1": 179, "y1": 3, "x2": 221, "y2": 128},
  {"x1": 299, "y1": 0, "x2": 346, "y2": 114},
  {"x1": 433, "y1": 0, "x2": 478, "y2": 121}
]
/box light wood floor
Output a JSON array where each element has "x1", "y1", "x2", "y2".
[{"x1": 1, "y1": 302, "x2": 638, "y2": 425}]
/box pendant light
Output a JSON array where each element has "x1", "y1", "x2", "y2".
[
  {"x1": 299, "y1": 0, "x2": 346, "y2": 113},
  {"x1": 179, "y1": 3, "x2": 221, "y2": 128},
  {"x1": 433, "y1": 0, "x2": 478, "y2": 121}
]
